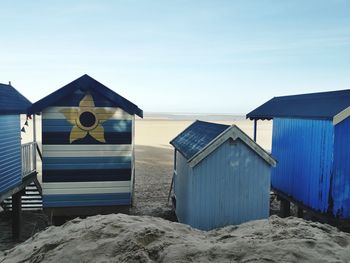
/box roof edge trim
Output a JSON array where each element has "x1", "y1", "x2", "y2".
[
  {"x1": 333, "y1": 105, "x2": 350, "y2": 125},
  {"x1": 188, "y1": 125, "x2": 276, "y2": 168}
]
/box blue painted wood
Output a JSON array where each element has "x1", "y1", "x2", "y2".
[
  {"x1": 42, "y1": 132, "x2": 131, "y2": 144},
  {"x1": 271, "y1": 118, "x2": 334, "y2": 213},
  {"x1": 175, "y1": 139, "x2": 271, "y2": 230},
  {"x1": 170, "y1": 120, "x2": 229, "y2": 160},
  {"x1": 42, "y1": 168, "x2": 131, "y2": 182},
  {"x1": 0, "y1": 115, "x2": 21, "y2": 195},
  {"x1": 174, "y1": 152, "x2": 192, "y2": 225},
  {"x1": 29, "y1": 74, "x2": 143, "y2": 117},
  {"x1": 41, "y1": 87, "x2": 136, "y2": 209},
  {"x1": 333, "y1": 116, "x2": 350, "y2": 218},
  {"x1": 43, "y1": 156, "x2": 131, "y2": 164},
  {"x1": 42, "y1": 119, "x2": 132, "y2": 132},
  {"x1": 43, "y1": 193, "x2": 131, "y2": 207},
  {"x1": 0, "y1": 84, "x2": 32, "y2": 114}
]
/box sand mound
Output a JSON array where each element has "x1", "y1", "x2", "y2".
[{"x1": 1, "y1": 214, "x2": 350, "y2": 263}]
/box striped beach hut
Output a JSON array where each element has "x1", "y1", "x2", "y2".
[
  {"x1": 170, "y1": 121, "x2": 276, "y2": 230},
  {"x1": 29, "y1": 74, "x2": 142, "y2": 216},
  {"x1": 247, "y1": 89, "x2": 350, "y2": 221}
]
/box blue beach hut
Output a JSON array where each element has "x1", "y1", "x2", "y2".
[
  {"x1": 247, "y1": 89, "x2": 350, "y2": 220},
  {"x1": 0, "y1": 82, "x2": 37, "y2": 238},
  {"x1": 29, "y1": 74, "x2": 143, "y2": 216},
  {"x1": 0, "y1": 83, "x2": 36, "y2": 199},
  {"x1": 170, "y1": 121, "x2": 276, "y2": 230}
]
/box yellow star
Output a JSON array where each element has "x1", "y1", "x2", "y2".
[{"x1": 60, "y1": 93, "x2": 115, "y2": 143}]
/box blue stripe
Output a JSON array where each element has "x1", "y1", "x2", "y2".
[
  {"x1": 42, "y1": 168, "x2": 131, "y2": 182},
  {"x1": 43, "y1": 162, "x2": 131, "y2": 170},
  {"x1": 42, "y1": 119, "x2": 132, "y2": 132},
  {"x1": 43, "y1": 156, "x2": 131, "y2": 164},
  {"x1": 42, "y1": 132, "x2": 131, "y2": 145},
  {"x1": 42, "y1": 193, "x2": 131, "y2": 207}
]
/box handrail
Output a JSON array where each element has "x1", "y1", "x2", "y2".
[
  {"x1": 21, "y1": 142, "x2": 37, "y2": 178},
  {"x1": 36, "y1": 144, "x2": 43, "y2": 161}
]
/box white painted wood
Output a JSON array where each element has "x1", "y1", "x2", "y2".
[{"x1": 333, "y1": 105, "x2": 350, "y2": 125}]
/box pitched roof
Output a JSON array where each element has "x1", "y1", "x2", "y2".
[
  {"x1": 29, "y1": 74, "x2": 143, "y2": 117},
  {"x1": 246, "y1": 89, "x2": 350, "y2": 125},
  {"x1": 0, "y1": 83, "x2": 32, "y2": 114},
  {"x1": 170, "y1": 120, "x2": 275, "y2": 167}
]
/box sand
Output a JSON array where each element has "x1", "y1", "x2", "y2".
[
  {"x1": 2, "y1": 214, "x2": 350, "y2": 262},
  {"x1": 5, "y1": 117, "x2": 321, "y2": 262}
]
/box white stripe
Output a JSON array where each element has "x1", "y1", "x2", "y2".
[
  {"x1": 43, "y1": 145, "x2": 132, "y2": 152},
  {"x1": 43, "y1": 181, "x2": 131, "y2": 195},
  {"x1": 43, "y1": 150, "x2": 132, "y2": 158},
  {"x1": 42, "y1": 106, "x2": 132, "y2": 120},
  {"x1": 43, "y1": 181, "x2": 130, "y2": 188}
]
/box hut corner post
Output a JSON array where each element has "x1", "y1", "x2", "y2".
[
  {"x1": 253, "y1": 119, "x2": 257, "y2": 142},
  {"x1": 12, "y1": 189, "x2": 25, "y2": 240}
]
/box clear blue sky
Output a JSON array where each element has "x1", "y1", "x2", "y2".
[{"x1": 1, "y1": 0, "x2": 349, "y2": 114}]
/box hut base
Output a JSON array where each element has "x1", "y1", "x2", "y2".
[
  {"x1": 273, "y1": 187, "x2": 350, "y2": 232},
  {"x1": 44, "y1": 205, "x2": 130, "y2": 225}
]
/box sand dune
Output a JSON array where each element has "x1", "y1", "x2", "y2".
[{"x1": 1, "y1": 214, "x2": 350, "y2": 262}]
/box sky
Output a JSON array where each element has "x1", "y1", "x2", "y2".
[{"x1": 0, "y1": 0, "x2": 349, "y2": 114}]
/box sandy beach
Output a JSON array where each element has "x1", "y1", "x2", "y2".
[{"x1": 3, "y1": 116, "x2": 350, "y2": 262}]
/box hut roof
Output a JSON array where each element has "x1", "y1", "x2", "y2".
[
  {"x1": 28, "y1": 74, "x2": 143, "y2": 117},
  {"x1": 246, "y1": 89, "x2": 350, "y2": 125},
  {"x1": 0, "y1": 83, "x2": 32, "y2": 114},
  {"x1": 170, "y1": 120, "x2": 275, "y2": 167}
]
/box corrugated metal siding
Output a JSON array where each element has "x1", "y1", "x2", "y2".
[
  {"x1": 333, "y1": 117, "x2": 350, "y2": 218},
  {"x1": 42, "y1": 90, "x2": 134, "y2": 208},
  {"x1": 175, "y1": 139, "x2": 271, "y2": 230},
  {"x1": 0, "y1": 115, "x2": 21, "y2": 194},
  {"x1": 174, "y1": 151, "x2": 193, "y2": 224},
  {"x1": 271, "y1": 118, "x2": 334, "y2": 213}
]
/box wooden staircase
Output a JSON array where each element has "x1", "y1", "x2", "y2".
[{"x1": 1, "y1": 178, "x2": 43, "y2": 211}]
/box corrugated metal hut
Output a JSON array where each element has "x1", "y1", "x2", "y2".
[
  {"x1": 29, "y1": 74, "x2": 143, "y2": 216},
  {"x1": 170, "y1": 120, "x2": 276, "y2": 230},
  {"x1": 247, "y1": 89, "x2": 350, "y2": 220},
  {"x1": 0, "y1": 83, "x2": 35, "y2": 198}
]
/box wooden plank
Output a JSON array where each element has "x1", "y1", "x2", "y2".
[
  {"x1": 12, "y1": 189, "x2": 24, "y2": 240},
  {"x1": 0, "y1": 172, "x2": 37, "y2": 203}
]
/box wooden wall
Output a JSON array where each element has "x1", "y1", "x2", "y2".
[
  {"x1": 41, "y1": 89, "x2": 135, "y2": 208},
  {"x1": 271, "y1": 118, "x2": 334, "y2": 214},
  {"x1": 0, "y1": 115, "x2": 21, "y2": 195},
  {"x1": 175, "y1": 139, "x2": 271, "y2": 230}
]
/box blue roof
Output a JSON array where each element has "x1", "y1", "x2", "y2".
[
  {"x1": 29, "y1": 74, "x2": 143, "y2": 117},
  {"x1": 247, "y1": 89, "x2": 350, "y2": 121},
  {"x1": 170, "y1": 120, "x2": 229, "y2": 160},
  {"x1": 0, "y1": 83, "x2": 32, "y2": 114}
]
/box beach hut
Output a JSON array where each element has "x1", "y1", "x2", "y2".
[
  {"x1": 247, "y1": 89, "x2": 350, "y2": 221},
  {"x1": 170, "y1": 120, "x2": 276, "y2": 230},
  {"x1": 0, "y1": 82, "x2": 37, "y2": 238},
  {"x1": 29, "y1": 74, "x2": 143, "y2": 216}
]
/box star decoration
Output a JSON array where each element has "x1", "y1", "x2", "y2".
[{"x1": 60, "y1": 92, "x2": 115, "y2": 143}]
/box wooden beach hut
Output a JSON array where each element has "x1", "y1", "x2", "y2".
[
  {"x1": 247, "y1": 89, "x2": 350, "y2": 222},
  {"x1": 170, "y1": 120, "x2": 276, "y2": 230},
  {"x1": 0, "y1": 82, "x2": 37, "y2": 238},
  {"x1": 28, "y1": 74, "x2": 143, "y2": 216}
]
